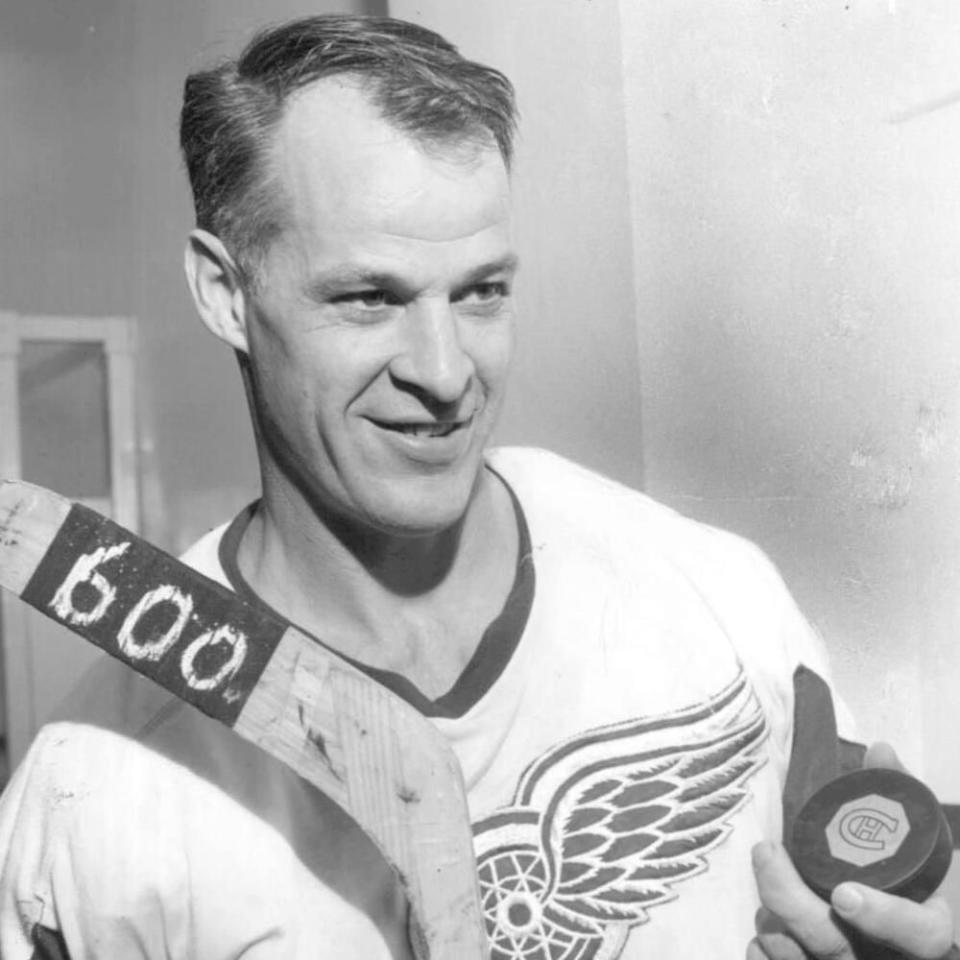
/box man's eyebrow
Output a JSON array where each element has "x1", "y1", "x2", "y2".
[
  {"x1": 458, "y1": 254, "x2": 520, "y2": 286},
  {"x1": 305, "y1": 267, "x2": 393, "y2": 299},
  {"x1": 305, "y1": 255, "x2": 520, "y2": 300}
]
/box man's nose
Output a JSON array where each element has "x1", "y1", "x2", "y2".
[{"x1": 391, "y1": 300, "x2": 473, "y2": 404}]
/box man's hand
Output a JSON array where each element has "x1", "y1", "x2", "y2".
[{"x1": 748, "y1": 743, "x2": 956, "y2": 959}]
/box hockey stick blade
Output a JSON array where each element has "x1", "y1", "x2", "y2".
[{"x1": 0, "y1": 480, "x2": 487, "y2": 960}]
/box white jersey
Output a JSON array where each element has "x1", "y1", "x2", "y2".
[{"x1": 0, "y1": 448, "x2": 852, "y2": 959}]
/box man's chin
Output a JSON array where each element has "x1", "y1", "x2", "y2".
[
  {"x1": 363, "y1": 473, "x2": 489, "y2": 537},
  {"x1": 354, "y1": 458, "x2": 488, "y2": 534},
  {"x1": 361, "y1": 499, "x2": 472, "y2": 540}
]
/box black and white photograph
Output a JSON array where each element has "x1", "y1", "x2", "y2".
[{"x1": 0, "y1": 1, "x2": 958, "y2": 957}]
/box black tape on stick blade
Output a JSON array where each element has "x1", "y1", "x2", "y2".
[{"x1": 21, "y1": 503, "x2": 285, "y2": 726}]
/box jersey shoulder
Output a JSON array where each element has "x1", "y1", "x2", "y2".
[
  {"x1": 487, "y1": 446, "x2": 837, "y2": 719},
  {"x1": 487, "y1": 445, "x2": 780, "y2": 581}
]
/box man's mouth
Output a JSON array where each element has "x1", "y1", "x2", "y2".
[{"x1": 370, "y1": 418, "x2": 470, "y2": 439}]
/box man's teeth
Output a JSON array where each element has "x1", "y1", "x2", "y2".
[{"x1": 394, "y1": 422, "x2": 459, "y2": 437}]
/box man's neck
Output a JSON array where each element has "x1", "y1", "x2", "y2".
[{"x1": 235, "y1": 467, "x2": 519, "y2": 697}]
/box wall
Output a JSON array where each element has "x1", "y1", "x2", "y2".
[{"x1": 620, "y1": 0, "x2": 960, "y2": 794}]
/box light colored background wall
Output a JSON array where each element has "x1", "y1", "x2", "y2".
[
  {"x1": 620, "y1": 0, "x2": 960, "y2": 799},
  {"x1": 2, "y1": 0, "x2": 959, "y2": 805}
]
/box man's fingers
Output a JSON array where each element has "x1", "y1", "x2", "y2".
[
  {"x1": 830, "y1": 884, "x2": 956, "y2": 959},
  {"x1": 753, "y1": 842, "x2": 956, "y2": 959},
  {"x1": 757, "y1": 746, "x2": 956, "y2": 960},
  {"x1": 747, "y1": 939, "x2": 767, "y2": 960},
  {"x1": 752, "y1": 841, "x2": 854, "y2": 959},
  {"x1": 747, "y1": 935, "x2": 805, "y2": 960},
  {"x1": 751, "y1": 907, "x2": 810, "y2": 960},
  {"x1": 749, "y1": 930, "x2": 808, "y2": 960}
]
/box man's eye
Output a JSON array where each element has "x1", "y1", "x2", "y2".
[
  {"x1": 460, "y1": 282, "x2": 508, "y2": 305},
  {"x1": 336, "y1": 290, "x2": 397, "y2": 309}
]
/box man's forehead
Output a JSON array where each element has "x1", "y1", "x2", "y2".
[
  {"x1": 279, "y1": 76, "x2": 390, "y2": 153},
  {"x1": 269, "y1": 77, "x2": 512, "y2": 244},
  {"x1": 275, "y1": 77, "x2": 502, "y2": 181}
]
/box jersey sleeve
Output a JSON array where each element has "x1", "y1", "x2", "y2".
[
  {"x1": 691, "y1": 528, "x2": 863, "y2": 838},
  {"x1": 0, "y1": 723, "x2": 192, "y2": 960},
  {"x1": 665, "y1": 522, "x2": 859, "y2": 797},
  {"x1": 0, "y1": 729, "x2": 62, "y2": 959}
]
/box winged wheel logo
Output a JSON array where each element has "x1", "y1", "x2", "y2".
[{"x1": 473, "y1": 670, "x2": 768, "y2": 959}]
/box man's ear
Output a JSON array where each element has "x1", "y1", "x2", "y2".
[{"x1": 183, "y1": 229, "x2": 250, "y2": 354}]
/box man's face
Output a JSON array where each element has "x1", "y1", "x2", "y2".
[{"x1": 243, "y1": 79, "x2": 516, "y2": 537}]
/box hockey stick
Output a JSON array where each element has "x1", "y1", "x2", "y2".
[{"x1": 0, "y1": 479, "x2": 487, "y2": 960}]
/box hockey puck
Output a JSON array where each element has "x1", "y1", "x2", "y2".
[{"x1": 789, "y1": 767, "x2": 953, "y2": 903}]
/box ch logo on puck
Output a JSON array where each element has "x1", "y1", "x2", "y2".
[{"x1": 826, "y1": 795, "x2": 910, "y2": 867}]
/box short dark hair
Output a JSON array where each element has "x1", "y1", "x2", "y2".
[{"x1": 180, "y1": 15, "x2": 517, "y2": 282}]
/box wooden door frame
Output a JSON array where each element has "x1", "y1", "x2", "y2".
[{"x1": 0, "y1": 312, "x2": 139, "y2": 765}]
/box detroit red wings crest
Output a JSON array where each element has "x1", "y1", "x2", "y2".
[{"x1": 472, "y1": 670, "x2": 768, "y2": 959}]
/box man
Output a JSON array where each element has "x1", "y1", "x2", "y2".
[{"x1": 0, "y1": 14, "x2": 953, "y2": 960}]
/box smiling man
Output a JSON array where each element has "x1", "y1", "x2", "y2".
[
  {"x1": 184, "y1": 73, "x2": 520, "y2": 698},
  {"x1": 0, "y1": 13, "x2": 953, "y2": 960}
]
